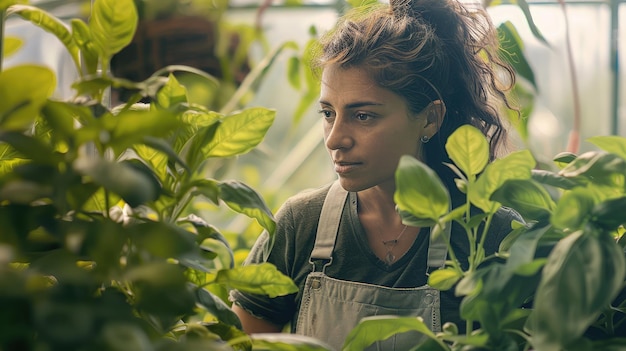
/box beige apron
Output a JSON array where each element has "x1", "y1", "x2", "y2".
[{"x1": 295, "y1": 181, "x2": 449, "y2": 351}]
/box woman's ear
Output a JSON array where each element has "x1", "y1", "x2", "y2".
[{"x1": 421, "y1": 100, "x2": 446, "y2": 138}]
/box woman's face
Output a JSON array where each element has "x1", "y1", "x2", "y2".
[{"x1": 319, "y1": 65, "x2": 430, "y2": 193}]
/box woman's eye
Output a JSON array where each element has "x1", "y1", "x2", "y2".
[
  {"x1": 355, "y1": 113, "x2": 371, "y2": 121},
  {"x1": 318, "y1": 109, "x2": 333, "y2": 118}
]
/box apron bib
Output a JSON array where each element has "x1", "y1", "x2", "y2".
[{"x1": 295, "y1": 181, "x2": 449, "y2": 351}]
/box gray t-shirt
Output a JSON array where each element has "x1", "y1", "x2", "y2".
[{"x1": 229, "y1": 182, "x2": 520, "y2": 330}]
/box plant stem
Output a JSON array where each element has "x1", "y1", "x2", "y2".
[
  {"x1": 558, "y1": 0, "x2": 581, "y2": 153},
  {"x1": 475, "y1": 213, "x2": 494, "y2": 266},
  {"x1": 0, "y1": 10, "x2": 6, "y2": 72}
]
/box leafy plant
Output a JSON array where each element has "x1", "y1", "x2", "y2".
[
  {"x1": 0, "y1": 0, "x2": 327, "y2": 350},
  {"x1": 343, "y1": 125, "x2": 626, "y2": 351}
]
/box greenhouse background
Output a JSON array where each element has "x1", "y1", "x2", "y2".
[{"x1": 4, "y1": 0, "x2": 625, "y2": 236}]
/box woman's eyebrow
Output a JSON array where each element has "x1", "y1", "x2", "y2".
[{"x1": 318, "y1": 100, "x2": 384, "y2": 109}]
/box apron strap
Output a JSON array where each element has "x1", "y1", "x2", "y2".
[
  {"x1": 310, "y1": 179, "x2": 451, "y2": 271},
  {"x1": 310, "y1": 180, "x2": 348, "y2": 271},
  {"x1": 426, "y1": 221, "x2": 451, "y2": 270}
]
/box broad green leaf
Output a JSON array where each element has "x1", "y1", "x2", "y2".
[
  {"x1": 589, "y1": 196, "x2": 626, "y2": 231},
  {"x1": 252, "y1": 334, "x2": 333, "y2": 351},
  {"x1": 70, "y1": 19, "x2": 99, "y2": 75},
  {"x1": 0, "y1": 179, "x2": 52, "y2": 203},
  {"x1": 428, "y1": 267, "x2": 462, "y2": 290},
  {"x1": 0, "y1": 146, "x2": 27, "y2": 176},
  {"x1": 143, "y1": 136, "x2": 190, "y2": 172},
  {"x1": 73, "y1": 156, "x2": 157, "y2": 207},
  {"x1": 469, "y1": 150, "x2": 535, "y2": 213},
  {"x1": 40, "y1": 100, "x2": 83, "y2": 143},
  {"x1": 445, "y1": 125, "x2": 489, "y2": 178},
  {"x1": 3, "y1": 37, "x2": 22, "y2": 57},
  {"x1": 179, "y1": 178, "x2": 220, "y2": 205},
  {"x1": 0, "y1": 132, "x2": 58, "y2": 165},
  {"x1": 551, "y1": 188, "x2": 595, "y2": 230},
  {"x1": 125, "y1": 262, "x2": 196, "y2": 319},
  {"x1": 156, "y1": 74, "x2": 188, "y2": 110},
  {"x1": 559, "y1": 151, "x2": 626, "y2": 186},
  {"x1": 72, "y1": 75, "x2": 114, "y2": 97},
  {"x1": 7, "y1": 5, "x2": 80, "y2": 71},
  {"x1": 215, "y1": 263, "x2": 297, "y2": 298},
  {"x1": 0, "y1": 65, "x2": 55, "y2": 131},
  {"x1": 132, "y1": 144, "x2": 169, "y2": 182},
  {"x1": 497, "y1": 22, "x2": 537, "y2": 90},
  {"x1": 491, "y1": 179, "x2": 555, "y2": 221},
  {"x1": 218, "y1": 180, "x2": 276, "y2": 235},
  {"x1": 130, "y1": 221, "x2": 198, "y2": 260},
  {"x1": 100, "y1": 109, "x2": 180, "y2": 155},
  {"x1": 394, "y1": 155, "x2": 449, "y2": 222},
  {"x1": 177, "y1": 110, "x2": 222, "y2": 157},
  {"x1": 202, "y1": 107, "x2": 275, "y2": 158},
  {"x1": 530, "y1": 231, "x2": 626, "y2": 350},
  {"x1": 100, "y1": 323, "x2": 152, "y2": 351},
  {"x1": 587, "y1": 135, "x2": 626, "y2": 160},
  {"x1": 89, "y1": 0, "x2": 138, "y2": 60},
  {"x1": 531, "y1": 169, "x2": 579, "y2": 190},
  {"x1": 342, "y1": 316, "x2": 447, "y2": 351},
  {"x1": 195, "y1": 287, "x2": 242, "y2": 329},
  {"x1": 553, "y1": 151, "x2": 577, "y2": 169}
]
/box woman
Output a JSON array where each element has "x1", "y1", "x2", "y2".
[{"x1": 230, "y1": 0, "x2": 519, "y2": 349}]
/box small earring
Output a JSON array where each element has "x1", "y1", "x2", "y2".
[{"x1": 420, "y1": 135, "x2": 430, "y2": 143}]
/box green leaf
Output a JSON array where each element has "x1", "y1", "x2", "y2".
[
  {"x1": 559, "y1": 151, "x2": 626, "y2": 186},
  {"x1": 195, "y1": 287, "x2": 242, "y2": 329},
  {"x1": 0, "y1": 132, "x2": 59, "y2": 165},
  {"x1": 497, "y1": 21, "x2": 537, "y2": 90},
  {"x1": 3, "y1": 37, "x2": 22, "y2": 57},
  {"x1": 202, "y1": 107, "x2": 275, "y2": 158},
  {"x1": 587, "y1": 135, "x2": 626, "y2": 160},
  {"x1": 218, "y1": 180, "x2": 276, "y2": 235},
  {"x1": 445, "y1": 125, "x2": 489, "y2": 178},
  {"x1": 428, "y1": 267, "x2": 462, "y2": 290},
  {"x1": 251, "y1": 334, "x2": 333, "y2": 351},
  {"x1": 469, "y1": 149, "x2": 535, "y2": 213},
  {"x1": 156, "y1": 74, "x2": 188, "y2": 110},
  {"x1": 491, "y1": 179, "x2": 555, "y2": 221},
  {"x1": 531, "y1": 169, "x2": 579, "y2": 190},
  {"x1": 70, "y1": 19, "x2": 99, "y2": 75},
  {"x1": 7, "y1": 5, "x2": 81, "y2": 71},
  {"x1": 394, "y1": 155, "x2": 449, "y2": 223},
  {"x1": 100, "y1": 109, "x2": 181, "y2": 155},
  {"x1": 89, "y1": 0, "x2": 138, "y2": 60},
  {"x1": 0, "y1": 65, "x2": 56, "y2": 131},
  {"x1": 589, "y1": 196, "x2": 626, "y2": 231},
  {"x1": 215, "y1": 263, "x2": 297, "y2": 298},
  {"x1": 73, "y1": 156, "x2": 158, "y2": 207},
  {"x1": 130, "y1": 221, "x2": 199, "y2": 260},
  {"x1": 530, "y1": 231, "x2": 626, "y2": 350},
  {"x1": 550, "y1": 188, "x2": 595, "y2": 230},
  {"x1": 342, "y1": 316, "x2": 447, "y2": 351}
]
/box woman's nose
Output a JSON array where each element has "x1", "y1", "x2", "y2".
[{"x1": 324, "y1": 116, "x2": 354, "y2": 150}]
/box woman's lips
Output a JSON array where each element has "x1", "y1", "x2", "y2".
[{"x1": 334, "y1": 161, "x2": 362, "y2": 174}]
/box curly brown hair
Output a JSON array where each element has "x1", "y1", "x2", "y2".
[{"x1": 312, "y1": 0, "x2": 517, "y2": 191}]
